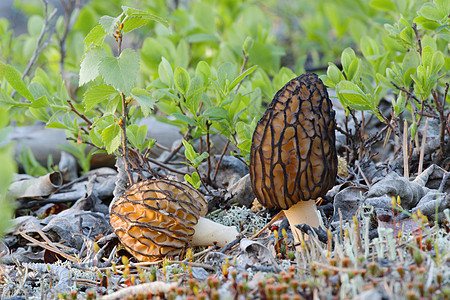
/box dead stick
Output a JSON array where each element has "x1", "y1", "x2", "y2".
[{"x1": 418, "y1": 117, "x2": 428, "y2": 175}]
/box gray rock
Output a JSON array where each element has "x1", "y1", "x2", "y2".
[
  {"x1": 226, "y1": 174, "x2": 255, "y2": 207},
  {"x1": 332, "y1": 186, "x2": 368, "y2": 221},
  {"x1": 365, "y1": 172, "x2": 424, "y2": 209}
]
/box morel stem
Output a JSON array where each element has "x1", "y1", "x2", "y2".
[
  {"x1": 283, "y1": 200, "x2": 320, "y2": 245},
  {"x1": 191, "y1": 217, "x2": 239, "y2": 248}
]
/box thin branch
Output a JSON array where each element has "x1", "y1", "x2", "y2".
[
  {"x1": 213, "y1": 139, "x2": 230, "y2": 182},
  {"x1": 234, "y1": 50, "x2": 249, "y2": 93},
  {"x1": 403, "y1": 119, "x2": 409, "y2": 179},
  {"x1": 58, "y1": 0, "x2": 82, "y2": 73},
  {"x1": 205, "y1": 121, "x2": 212, "y2": 185},
  {"x1": 67, "y1": 99, "x2": 93, "y2": 127},
  {"x1": 412, "y1": 23, "x2": 422, "y2": 56},
  {"x1": 119, "y1": 92, "x2": 134, "y2": 185},
  {"x1": 145, "y1": 156, "x2": 187, "y2": 175},
  {"x1": 162, "y1": 128, "x2": 191, "y2": 164},
  {"x1": 11, "y1": 0, "x2": 58, "y2": 99},
  {"x1": 418, "y1": 117, "x2": 428, "y2": 175}
]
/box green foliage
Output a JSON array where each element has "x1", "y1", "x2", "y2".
[
  {"x1": 321, "y1": 0, "x2": 449, "y2": 136},
  {"x1": 0, "y1": 107, "x2": 17, "y2": 238}
]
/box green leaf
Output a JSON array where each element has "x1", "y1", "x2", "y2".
[
  {"x1": 370, "y1": 0, "x2": 396, "y2": 12},
  {"x1": 99, "y1": 49, "x2": 140, "y2": 94},
  {"x1": 173, "y1": 113, "x2": 197, "y2": 126},
  {"x1": 175, "y1": 40, "x2": 189, "y2": 69},
  {"x1": 174, "y1": 66, "x2": 191, "y2": 95},
  {"x1": 337, "y1": 81, "x2": 371, "y2": 107},
  {"x1": 99, "y1": 15, "x2": 121, "y2": 35},
  {"x1": 122, "y1": 6, "x2": 168, "y2": 29},
  {"x1": 419, "y1": 3, "x2": 443, "y2": 22},
  {"x1": 83, "y1": 84, "x2": 120, "y2": 111},
  {"x1": 430, "y1": 51, "x2": 444, "y2": 74},
  {"x1": 195, "y1": 61, "x2": 211, "y2": 84},
  {"x1": 217, "y1": 62, "x2": 237, "y2": 91},
  {"x1": 79, "y1": 47, "x2": 108, "y2": 86},
  {"x1": 341, "y1": 48, "x2": 356, "y2": 75},
  {"x1": 193, "y1": 2, "x2": 215, "y2": 32},
  {"x1": 158, "y1": 57, "x2": 174, "y2": 87},
  {"x1": 3, "y1": 64, "x2": 34, "y2": 101},
  {"x1": 421, "y1": 46, "x2": 434, "y2": 69},
  {"x1": 46, "y1": 121, "x2": 70, "y2": 130},
  {"x1": 89, "y1": 129, "x2": 104, "y2": 148},
  {"x1": 131, "y1": 87, "x2": 155, "y2": 117},
  {"x1": 136, "y1": 124, "x2": 148, "y2": 146},
  {"x1": 185, "y1": 172, "x2": 201, "y2": 189},
  {"x1": 203, "y1": 107, "x2": 229, "y2": 120},
  {"x1": 102, "y1": 123, "x2": 121, "y2": 154},
  {"x1": 191, "y1": 152, "x2": 209, "y2": 165},
  {"x1": 229, "y1": 65, "x2": 258, "y2": 92},
  {"x1": 84, "y1": 25, "x2": 107, "y2": 50},
  {"x1": 327, "y1": 63, "x2": 342, "y2": 84},
  {"x1": 182, "y1": 140, "x2": 197, "y2": 162}
]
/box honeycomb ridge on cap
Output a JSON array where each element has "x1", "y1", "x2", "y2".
[{"x1": 110, "y1": 179, "x2": 207, "y2": 262}]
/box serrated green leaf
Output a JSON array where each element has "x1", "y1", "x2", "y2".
[
  {"x1": 84, "y1": 25, "x2": 107, "y2": 50},
  {"x1": 83, "y1": 84, "x2": 120, "y2": 111},
  {"x1": 102, "y1": 123, "x2": 121, "y2": 154},
  {"x1": 99, "y1": 15, "x2": 121, "y2": 35},
  {"x1": 3, "y1": 65, "x2": 34, "y2": 101},
  {"x1": 173, "y1": 113, "x2": 197, "y2": 126},
  {"x1": 158, "y1": 57, "x2": 173, "y2": 87},
  {"x1": 174, "y1": 66, "x2": 190, "y2": 95},
  {"x1": 99, "y1": 49, "x2": 140, "y2": 94},
  {"x1": 122, "y1": 6, "x2": 168, "y2": 28},
  {"x1": 131, "y1": 87, "x2": 155, "y2": 116},
  {"x1": 89, "y1": 129, "x2": 104, "y2": 149},
  {"x1": 122, "y1": 17, "x2": 149, "y2": 33},
  {"x1": 79, "y1": 47, "x2": 108, "y2": 86}
]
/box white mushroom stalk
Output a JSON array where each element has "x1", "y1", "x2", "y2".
[
  {"x1": 191, "y1": 217, "x2": 239, "y2": 248},
  {"x1": 283, "y1": 200, "x2": 320, "y2": 244}
]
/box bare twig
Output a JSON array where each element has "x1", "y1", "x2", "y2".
[
  {"x1": 418, "y1": 117, "x2": 428, "y2": 175},
  {"x1": 120, "y1": 93, "x2": 134, "y2": 185},
  {"x1": 234, "y1": 50, "x2": 249, "y2": 93},
  {"x1": 162, "y1": 128, "x2": 191, "y2": 163},
  {"x1": 67, "y1": 99, "x2": 93, "y2": 127},
  {"x1": 57, "y1": 0, "x2": 81, "y2": 73},
  {"x1": 412, "y1": 23, "x2": 422, "y2": 56},
  {"x1": 205, "y1": 121, "x2": 212, "y2": 184},
  {"x1": 403, "y1": 119, "x2": 409, "y2": 179},
  {"x1": 431, "y1": 84, "x2": 449, "y2": 160},
  {"x1": 213, "y1": 139, "x2": 230, "y2": 181},
  {"x1": 11, "y1": 0, "x2": 58, "y2": 99}
]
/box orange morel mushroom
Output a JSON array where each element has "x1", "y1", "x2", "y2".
[
  {"x1": 110, "y1": 179, "x2": 238, "y2": 262},
  {"x1": 250, "y1": 73, "x2": 337, "y2": 244}
]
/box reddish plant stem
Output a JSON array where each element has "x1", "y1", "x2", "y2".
[
  {"x1": 67, "y1": 99, "x2": 93, "y2": 128},
  {"x1": 206, "y1": 121, "x2": 212, "y2": 185},
  {"x1": 213, "y1": 139, "x2": 230, "y2": 182}
]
